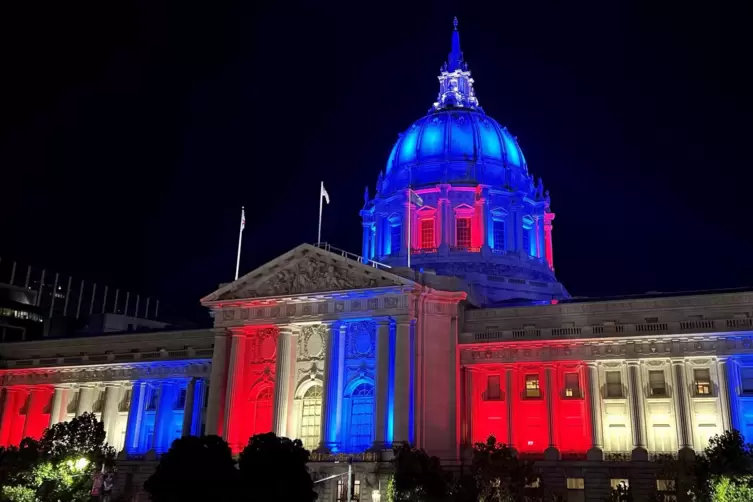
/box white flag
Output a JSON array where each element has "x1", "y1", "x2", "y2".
[
  {"x1": 240, "y1": 207, "x2": 246, "y2": 231},
  {"x1": 410, "y1": 190, "x2": 424, "y2": 207},
  {"x1": 320, "y1": 182, "x2": 330, "y2": 204}
]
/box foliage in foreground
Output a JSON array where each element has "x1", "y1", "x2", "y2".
[
  {"x1": 0, "y1": 412, "x2": 114, "y2": 502},
  {"x1": 145, "y1": 432, "x2": 317, "y2": 502}
]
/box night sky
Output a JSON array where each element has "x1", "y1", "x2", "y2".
[{"x1": 2, "y1": 1, "x2": 751, "y2": 320}]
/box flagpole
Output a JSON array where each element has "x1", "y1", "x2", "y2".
[
  {"x1": 235, "y1": 206, "x2": 244, "y2": 280},
  {"x1": 318, "y1": 181, "x2": 323, "y2": 245}
]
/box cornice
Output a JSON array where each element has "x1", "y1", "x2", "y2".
[{"x1": 0, "y1": 359, "x2": 212, "y2": 386}]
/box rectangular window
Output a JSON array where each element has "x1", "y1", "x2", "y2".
[
  {"x1": 420, "y1": 219, "x2": 434, "y2": 249},
  {"x1": 525, "y1": 374, "x2": 540, "y2": 398},
  {"x1": 649, "y1": 371, "x2": 667, "y2": 396},
  {"x1": 606, "y1": 371, "x2": 623, "y2": 398},
  {"x1": 119, "y1": 388, "x2": 132, "y2": 412},
  {"x1": 742, "y1": 368, "x2": 753, "y2": 393},
  {"x1": 493, "y1": 220, "x2": 506, "y2": 251},
  {"x1": 522, "y1": 227, "x2": 532, "y2": 255},
  {"x1": 176, "y1": 389, "x2": 187, "y2": 410},
  {"x1": 147, "y1": 389, "x2": 159, "y2": 411},
  {"x1": 694, "y1": 369, "x2": 711, "y2": 395},
  {"x1": 486, "y1": 375, "x2": 501, "y2": 400},
  {"x1": 390, "y1": 224, "x2": 402, "y2": 254},
  {"x1": 567, "y1": 478, "x2": 585, "y2": 489},
  {"x1": 564, "y1": 373, "x2": 581, "y2": 397},
  {"x1": 456, "y1": 217, "x2": 471, "y2": 248}
]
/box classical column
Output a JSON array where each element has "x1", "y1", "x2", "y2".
[
  {"x1": 717, "y1": 358, "x2": 732, "y2": 432},
  {"x1": 124, "y1": 382, "x2": 146, "y2": 453},
  {"x1": 372, "y1": 319, "x2": 391, "y2": 449},
  {"x1": 671, "y1": 359, "x2": 693, "y2": 450},
  {"x1": 101, "y1": 383, "x2": 122, "y2": 446},
  {"x1": 394, "y1": 321, "x2": 412, "y2": 444},
  {"x1": 77, "y1": 385, "x2": 95, "y2": 416},
  {"x1": 333, "y1": 323, "x2": 347, "y2": 446},
  {"x1": 223, "y1": 330, "x2": 246, "y2": 449},
  {"x1": 318, "y1": 323, "x2": 336, "y2": 451},
  {"x1": 272, "y1": 328, "x2": 293, "y2": 437},
  {"x1": 586, "y1": 363, "x2": 604, "y2": 458},
  {"x1": 505, "y1": 367, "x2": 514, "y2": 447},
  {"x1": 205, "y1": 331, "x2": 230, "y2": 436},
  {"x1": 627, "y1": 361, "x2": 647, "y2": 450},
  {"x1": 0, "y1": 388, "x2": 17, "y2": 445},
  {"x1": 544, "y1": 212, "x2": 555, "y2": 269},
  {"x1": 182, "y1": 378, "x2": 197, "y2": 437},
  {"x1": 49, "y1": 386, "x2": 66, "y2": 428},
  {"x1": 545, "y1": 367, "x2": 556, "y2": 448}
]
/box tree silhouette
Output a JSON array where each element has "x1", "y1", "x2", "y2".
[
  {"x1": 144, "y1": 435, "x2": 240, "y2": 502},
  {"x1": 391, "y1": 444, "x2": 451, "y2": 501},
  {"x1": 237, "y1": 432, "x2": 316, "y2": 502},
  {"x1": 470, "y1": 435, "x2": 537, "y2": 502}
]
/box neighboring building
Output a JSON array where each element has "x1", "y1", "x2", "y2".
[{"x1": 0, "y1": 19, "x2": 749, "y2": 502}]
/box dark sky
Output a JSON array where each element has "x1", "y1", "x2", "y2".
[{"x1": 2, "y1": 0, "x2": 752, "y2": 318}]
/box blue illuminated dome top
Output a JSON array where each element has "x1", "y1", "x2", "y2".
[{"x1": 380, "y1": 17, "x2": 529, "y2": 195}]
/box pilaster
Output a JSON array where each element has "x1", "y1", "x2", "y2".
[
  {"x1": 627, "y1": 361, "x2": 647, "y2": 450},
  {"x1": 393, "y1": 320, "x2": 412, "y2": 444},
  {"x1": 182, "y1": 377, "x2": 197, "y2": 437},
  {"x1": 272, "y1": 327, "x2": 293, "y2": 437},
  {"x1": 671, "y1": 359, "x2": 693, "y2": 450},
  {"x1": 717, "y1": 357, "x2": 732, "y2": 432},
  {"x1": 318, "y1": 322, "x2": 336, "y2": 451},
  {"x1": 505, "y1": 367, "x2": 514, "y2": 447},
  {"x1": 586, "y1": 362, "x2": 604, "y2": 460},
  {"x1": 124, "y1": 381, "x2": 146, "y2": 454},
  {"x1": 372, "y1": 319, "x2": 391, "y2": 449},
  {"x1": 205, "y1": 331, "x2": 230, "y2": 436},
  {"x1": 223, "y1": 330, "x2": 247, "y2": 450},
  {"x1": 102, "y1": 383, "x2": 122, "y2": 446}
]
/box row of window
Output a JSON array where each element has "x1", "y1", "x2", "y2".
[
  {"x1": 484, "y1": 373, "x2": 583, "y2": 400},
  {"x1": 605, "y1": 369, "x2": 712, "y2": 399},
  {"x1": 388, "y1": 218, "x2": 538, "y2": 255},
  {"x1": 484, "y1": 369, "x2": 717, "y2": 402}
]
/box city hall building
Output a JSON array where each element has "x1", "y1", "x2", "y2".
[{"x1": 1, "y1": 19, "x2": 750, "y2": 502}]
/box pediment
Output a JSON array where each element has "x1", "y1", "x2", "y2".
[{"x1": 201, "y1": 244, "x2": 413, "y2": 303}]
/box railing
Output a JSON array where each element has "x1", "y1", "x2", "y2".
[
  {"x1": 450, "y1": 246, "x2": 481, "y2": 253},
  {"x1": 467, "y1": 317, "x2": 753, "y2": 342},
  {"x1": 314, "y1": 243, "x2": 391, "y2": 270}
]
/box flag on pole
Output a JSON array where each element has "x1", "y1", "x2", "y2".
[
  {"x1": 240, "y1": 207, "x2": 246, "y2": 231},
  {"x1": 320, "y1": 182, "x2": 330, "y2": 204},
  {"x1": 410, "y1": 190, "x2": 424, "y2": 207}
]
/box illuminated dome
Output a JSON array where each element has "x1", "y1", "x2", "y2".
[
  {"x1": 360, "y1": 18, "x2": 569, "y2": 307},
  {"x1": 383, "y1": 109, "x2": 527, "y2": 193}
]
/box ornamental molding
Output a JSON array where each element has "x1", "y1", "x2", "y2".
[
  {"x1": 460, "y1": 334, "x2": 753, "y2": 365},
  {"x1": 201, "y1": 244, "x2": 413, "y2": 304},
  {"x1": 297, "y1": 325, "x2": 328, "y2": 362},
  {"x1": 0, "y1": 360, "x2": 211, "y2": 387}
]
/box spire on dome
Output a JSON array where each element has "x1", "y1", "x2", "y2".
[
  {"x1": 448, "y1": 16, "x2": 464, "y2": 71},
  {"x1": 432, "y1": 17, "x2": 481, "y2": 111}
]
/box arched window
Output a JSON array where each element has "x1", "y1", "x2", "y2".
[
  {"x1": 348, "y1": 383, "x2": 374, "y2": 452},
  {"x1": 252, "y1": 387, "x2": 273, "y2": 436},
  {"x1": 299, "y1": 385, "x2": 323, "y2": 451}
]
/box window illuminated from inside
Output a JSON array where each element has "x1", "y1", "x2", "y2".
[
  {"x1": 522, "y1": 227, "x2": 531, "y2": 255},
  {"x1": 525, "y1": 374, "x2": 540, "y2": 398},
  {"x1": 300, "y1": 385, "x2": 323, "y2": 451},
  {"x1": 390, "y1": 224, "x2": 402, "y2": 254},
  {"x1": 694, "y1": 369, "x2": 711, "y2": 395},
  {"x1": 493, "y1": 220, "x2": 506, "y2": 251},
  {"x1": 649, "y1": 371, "x2": 667, "y2": 396},
  {"x1": 420, "y1": 218, "x2": 434, "y2": 249},
  {"x1": 456, "y1": 217, "x2": 471, "y2": 248},
  {"x1": 564, "y1": 373, "x2": 580, "y2": 397},
  {"x1": 606, "y1": 371, "x2": 623, "y2": 398}
]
